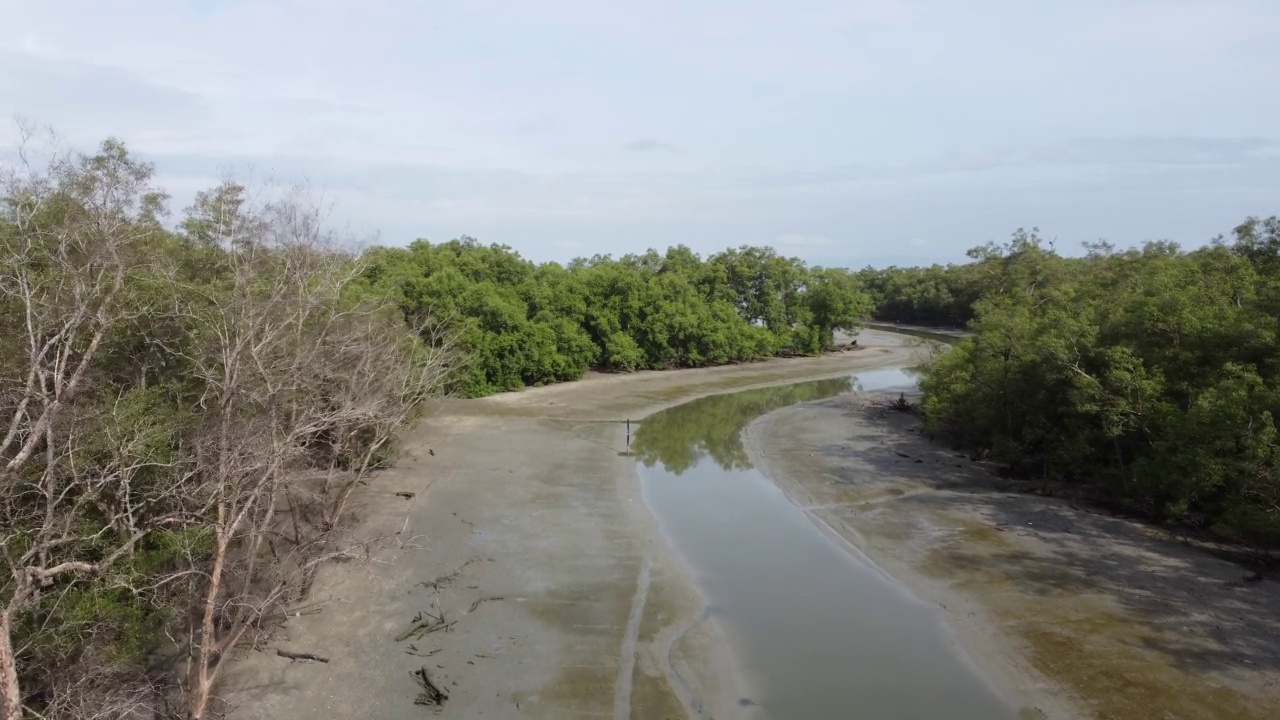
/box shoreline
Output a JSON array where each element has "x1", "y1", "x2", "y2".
[
  {"x1": 220, "y1": 324, "x2": 1280, "y2": 720},
  {"x1": 742, "y1": 397, "x2": 1073, "y2": 719},
  {"x1": 221, "y1": 330, "x2": 920, "y2": 719},
  {"x1": 744, "y1": 389, "x2": 1280, "y2": 720}
]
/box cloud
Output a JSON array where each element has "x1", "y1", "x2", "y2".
[
  {"x1": 623, "y1": 138, "x2": 677, "y2": 153},
  {"x1": 1019, "y1": 137, "x2": 1280, "y2": 169},
  {"x1": 739, "y1": 136, "x2": 1280, "y2": 194},
  {"x1": 0, "y1": 49, "x2": 206, "y2": 139},
  {"x1": 775, "y1": 234, "x2": 834, "y2": 248},
  {"x1": 0, "y1": 0, "x2": 1277, "y2": 267}
]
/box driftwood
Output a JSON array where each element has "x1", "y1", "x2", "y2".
[
  {"x1": 416, "y1": 557, "x2": 480, "y2": 592},
  {"x1": 397, "y1": 617, "x2": 456, "y2": 642},
  {"x1": 397, "y1": 604, "x2": 457, "y2": 642},
  {"x1": 276, "y1": 649, "x2": 330, "y2": 663},
  {"x1": 467, "y1": 596, "x2": 505, "y2": 613},
  {"x1": 413, "y1": 667, "x2": 448, "y2": 707},
  {"x1": 396, "y1": 491, "x2": 416, "y2": 499}
]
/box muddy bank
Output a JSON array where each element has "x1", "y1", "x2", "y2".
[
  {"x1": 746, "y1": 392, "x2": 1280, "y2": 720},
  {"x1": 220, "y1": 331, "x2": 919, "y2": 719}
]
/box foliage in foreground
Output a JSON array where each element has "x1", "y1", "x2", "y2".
[{"x1": 0, "y1": 138, "x2": 454, "y2": 719}]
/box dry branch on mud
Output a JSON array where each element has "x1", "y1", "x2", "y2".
[
  {"x1": 275, "y1": 650, "x2": 330, "y2": 664},
  {"x1": 411, "y1": 667, "x2": 448, "y2": 708},
  {"x1": 396, "y1": 604, "x2": 457, "y2": 643}
]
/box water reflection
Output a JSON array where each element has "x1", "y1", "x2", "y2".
[
  {"x1": 851, "y1": 366, "x2": 920, "y2": 393},
  {"x1": 632, "y1": 376, "x2": 853, "y2": 474},
  {"x1": 633, "y1": 367, "x2": 923, "y2": 474},
  {"x1": 635, "y1": 368, "x2": 1014, "y2": 720}
]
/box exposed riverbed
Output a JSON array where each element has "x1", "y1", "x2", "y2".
[{"x1": 221, "y1": 328, "x2": 1280, "y2": 720}]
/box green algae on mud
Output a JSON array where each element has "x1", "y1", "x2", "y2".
[
  {"x1": 629, "y1": 557, "x2": 719, "y2": 720},
  {"x1": 921, "y1": 532, "x2": 1280, "y2": 720}
]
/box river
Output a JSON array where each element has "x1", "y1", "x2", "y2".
[{"x1": 633, "y1": 368, "x2": 1015, "y2": 720}]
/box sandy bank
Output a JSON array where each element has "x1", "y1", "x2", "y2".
[
  {"x1": 745, "y1": 391, "x2": 1280, "y2": 720},
  {"x1": 220, "y1": 330, "x2": 920, "y2": 719}
]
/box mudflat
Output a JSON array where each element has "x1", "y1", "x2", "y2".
[
  {"x1": 223, "y1": 325, "x2": 1280, "y2": 720},
  {"x1": 746, "y1": 392, "x2": 1280, "y2": 720},
  {"x1": 222, "y1": 330, "x2": 918, "y2": 719}
]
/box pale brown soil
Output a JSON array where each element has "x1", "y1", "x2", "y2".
[
  {"x1": 220, "y1": 331, "x2": 917, "y2": 719},
  {"x1": 220, "y1": 326, "x2": 1280, "y2": 720}
]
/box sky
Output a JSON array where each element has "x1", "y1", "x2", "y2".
[{"x1": 1, "y1": 0, "x2": 1278, "y2": 268}]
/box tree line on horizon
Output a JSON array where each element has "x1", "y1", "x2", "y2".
[{"x1": 358, "y1": 237, "x2": 872, "y2": 397}]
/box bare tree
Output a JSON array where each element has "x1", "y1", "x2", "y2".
[
  {"x1": 171, "y1": 188, "x2": 456, "y2": 720},
  {"x1": 2, "y1": 139, "x2": 455, "y2": 720},
  {"x1": 0, "y1": 132, "x2": 189, "y2": 719},
  {"x1": 37, "y1": 662, "x2": 170, "y2": 720}
]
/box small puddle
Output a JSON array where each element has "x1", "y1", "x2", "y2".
[{"x1": 634, "y1": 370, "x2": 1015, "y2": 720}]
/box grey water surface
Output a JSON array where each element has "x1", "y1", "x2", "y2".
[{"x1": 634, "y1": 369, "x2": 1015, "y2": 720}]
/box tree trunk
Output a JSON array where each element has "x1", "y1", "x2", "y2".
[
  {"x1": 0, "y1": 612, "x2": 22, "y2": 720},
  {"x1": 188, "y1": 522, "x2": 229, "y2": 720}
]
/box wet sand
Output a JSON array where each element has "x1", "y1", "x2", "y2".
[
  {"x1": 221, "y1": 331, "x2": 920, "y2": 719},
  {"x1": 221, "y1": 325, "x2": 1280, "y2": 720},
  {"x1": 746, "y1": 391, "x2": 1280, "y2": 720}
]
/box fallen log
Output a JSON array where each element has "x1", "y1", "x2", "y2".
[{"x1": 276, "y1": 649, "x2": 330, "y2": 663}]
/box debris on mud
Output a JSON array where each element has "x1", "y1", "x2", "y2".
[
  {"x1": 416, "y1": 557, "x2": 481, "y2": 592},
  {"x1": 276, "y1": 649, "x2": 330, "y2": 663},
  {"x1": 397, "y1": 604, "x2": 457, "y2": 642},
  {"x1": 412, "y1": 666, "x2": 448, "y2": 708},
  {"x1": 466, "y1": 595, "x2": 505, "y2": 613}
]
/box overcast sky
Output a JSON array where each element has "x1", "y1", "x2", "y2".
[{"x1": 2, "y1": 0, "x2": 1278, "y2": 267}]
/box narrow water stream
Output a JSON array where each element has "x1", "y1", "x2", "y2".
[{"x1": 634, "y1": 369, "x2": 1015, "y2": 720}]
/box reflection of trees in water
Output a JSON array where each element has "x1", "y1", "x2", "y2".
[{"x1": 633, "y1": 377, "x2": 853, "y2": 474}]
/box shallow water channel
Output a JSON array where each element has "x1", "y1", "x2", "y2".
[{"x1": 633, "y1": 368, "x2": 1015, "y2": 720}]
